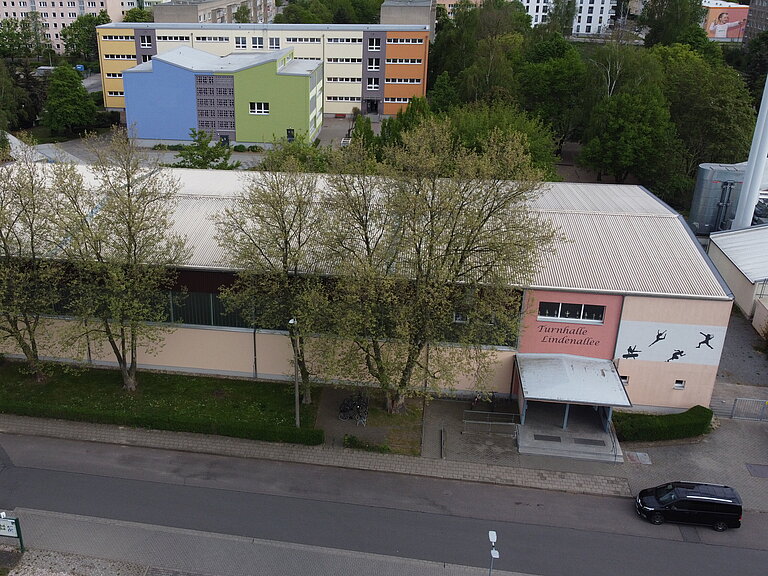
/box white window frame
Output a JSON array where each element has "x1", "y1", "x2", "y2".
[
  {"x1": 252, "y1": 36, "x2": 263, "y2": 48},
  {"x1": 674, "y1": 380, "x2": 686, "y2": 390},
  {"x1": 368, "y1": 37, "x2": 380, "y2": 51},
  {"x1": 235, "y1": 36, "x2": 246, "y2": 49},
  {"x1": 269, "y1": 37, "x2": 280, "y2": 50},
  {"x1": 249, "y1": 101, "x2": 269, "y2": 115},
  {"x1": 367, "y1": 57, "x2": 379, "y2": 71}
]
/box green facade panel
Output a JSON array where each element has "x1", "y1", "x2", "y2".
[{"x1": 228, "y1": 58, "x2": 311, "y2": 144}]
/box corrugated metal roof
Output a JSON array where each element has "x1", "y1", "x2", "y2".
[
  {"x1": 516, "y1": 353, "x2": 632, "y2": 406},
  {"x1": 709, "y1": 224, "x2": 768, "y2": 283},
  {"x1": 77, "y1": 168, "x2": 728, "y2": 299}
]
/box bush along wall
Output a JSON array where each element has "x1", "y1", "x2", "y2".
[{"x1": 613, "y1": 405, "x2": 714, "y2": 442}]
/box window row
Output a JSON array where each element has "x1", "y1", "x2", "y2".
[
  {"x1": 537, "y1": 301, "x2": 605, "y2": 323},
  {"x1": 327, "y1": 57, "x2": 361, "y2": 63},
  {"x1": 327, "y1": 96, "x2": 360, "y2": 102},
  {"x1": 386, "y1": 58, "x2": 421, "y2": 64},
  {"x1": 385, "y1": 77, "x2": 421, "y2": 84},
  {"x1": 327, "y1": 77, "x2": 361, "y2": 83},
  {"x1": 384, "y1": 97, "x2": 411, "y2": 103},
  {"x1": 196, "y1": 36, "x2": 229, "y2": 42},
  {"x1": 328, "y1": 37, "x2": 362, "y2": 43},
  {"x1": 102, "y1": 35, "x2": 134, "y2": 41},
  {"x1": 286, "y1": 36, "x2": 321, "y2": 43},
  {"x1": 387, "y1": 37, "x2": 423, "y2": 44},
  {"x1": 104, "y1": 54, "x2": 135, "y2": 59},
  {"x1": 107, "y1": 90, "x2": 124, "y2": 96},
  {"x1": 157, "y1": 35, "x2": 190, "y2": 41},
  {"x1": 105, "y1": 72, "x2": 122, "y2": 78}
]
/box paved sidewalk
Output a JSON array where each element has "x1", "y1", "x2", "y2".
[
  {"x1": 0, "y1": 414, "x2": 631, "y2": 497},
  {"x1": 8, "y1": 508, "x2": 530, "y2": 576}
]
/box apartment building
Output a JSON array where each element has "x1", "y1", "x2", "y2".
[
  {"x1": 153, "y1": 0, "x2": 276, "y2": 25},
  {"x1": 436, "y1": 0, "x2": 616, "y2": 35},
  {"x1": 97, "y1": 22, "x2": 430, "y2": 117},
  {"x1": 2, "y1": 0, "x2": 136, "y2": 53}
]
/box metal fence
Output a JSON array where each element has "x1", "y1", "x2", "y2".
[
  {"x1": 730, "y1": 398, "x2": 768, "y2": 421},
  {"x1": 462, "y1": 410, "x2": 518, "y2": 437}
]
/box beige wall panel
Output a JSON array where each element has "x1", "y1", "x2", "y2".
[
  {"x1": 752, "y1": 298, "x2": 768, "y2": 335},
  {"x1": 620, "y1": 295, "x2": 732, "y2": 326},
  {"x1": 707, "y1": 243, "x2": 757, "y2": 317},
  {"x1": 616, "y1": 360, "x2": 717, "y2": 408}
]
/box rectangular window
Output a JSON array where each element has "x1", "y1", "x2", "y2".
[
  {"x1": 249, "y1": 101, "x2": 269, "y2": 115},
  {"x1": 537, "y1": 301, "x2": 605, "y2": 323},
  {"x1": 139, "y1": 35, "x2": 151, "y2": 48},
  {"x1": 366, "y1": 78, "x2": 379, "y2": 90},
  {"x1": 620, "y1": 376, "x2": 629, "y2": 387},
  {"x1": 141, "y1": 54, "x2": 151, "y2": 62},
  {"x1": 674, "y1": 380, "x2": 686, "y2": 390},
  {"x1": 235, "y1": 36, "x2": 246, "y2": 49},
  {"x1": 367, "y1": 57, "x2": 379, "y2": 71},
  {"x1": 107, "y1": 90, "x2": 124, "y2": 96},
  {"x1": 368, "y1": 37, "x2": 380, "y2": 51},
  {"x1": 269, "y1": 37, "x2": 280, "y2": 50}
]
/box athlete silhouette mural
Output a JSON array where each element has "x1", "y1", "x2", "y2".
[
  {"x1": 649, "y1": 330, "x2": 667, "y2": 347},
  {"x1": 666, "y1": 349, "x2": 686, "y2": 362},
  {"x1": 697, "y1": 332, "x2": 714, "y2": 349}
]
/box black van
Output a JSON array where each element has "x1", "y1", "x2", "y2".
[{"x1": 635, "y1": 481, "x2": 742, "y2": 531}]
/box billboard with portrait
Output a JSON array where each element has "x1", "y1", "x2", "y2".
[{"x1": 704, "y1": 5, "x2": 749, "y2": 41}]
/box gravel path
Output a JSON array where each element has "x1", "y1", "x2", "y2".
[{"x1": 1, "y1": 546, "x2": 143, "y2": 576}]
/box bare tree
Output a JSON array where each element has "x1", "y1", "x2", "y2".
[{"x1": 55, "y1": 127, "x2": 188, "y2": 390}]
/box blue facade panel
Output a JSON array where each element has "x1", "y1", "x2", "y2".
[{"x1": 124, "y1": 60, "x2": 199, "y2": 141}]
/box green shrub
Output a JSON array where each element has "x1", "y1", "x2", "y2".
[
  {"x1": 92, "y1": 110, "x2": 119, "y2": 128},
  {"x1": 248, "y1": 145, "x2": 263, "y2": 152},
  {"x1": 343, "y1": 434, "x2": 391, "y2": 453},
  {"x1": 233, "y1": 144, "x2": 246, "y2": 152},
  {"x1": 89, "y1": 91, "x2": 104, "y2": 107},
  {"x1": 152, "y1": 144, "x2": 168, "y2": 150},
  {"x1": 613, "y1": 405, "x2": 713, "y2": 442},
  {"x1": 167, "y1": 144, "x2": 185, "y2": 151}
]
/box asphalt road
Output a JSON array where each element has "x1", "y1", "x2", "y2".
[{"x1": 0, "y1": 433, "x2": 766, "y2": 576}]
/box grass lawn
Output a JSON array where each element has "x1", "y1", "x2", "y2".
[{"x1": 0, "y1": 361, "x2": 320, "y2": 443}]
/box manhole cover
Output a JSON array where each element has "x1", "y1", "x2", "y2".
[
  {"x1": 746, "y1": 463, "x2": 768, "y2": 478},
  {"x1": 574, "y1": 438, "x2": 606, "y2": 446},
  {"x1": 533, "y1": 434, "x2": 561, "y2": 442}
]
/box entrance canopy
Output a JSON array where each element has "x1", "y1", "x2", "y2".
[{"x1": 516, "y1": 353, "x2": 632, "y2": 407}]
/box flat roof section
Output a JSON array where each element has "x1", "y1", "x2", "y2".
[
  {"x1": 709, "y1": 224, "x2": 768, "y2": 283},
  {"x1": 516, "y1": 353, "x2": 632, "y2": 407}
]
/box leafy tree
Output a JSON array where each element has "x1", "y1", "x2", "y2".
[
  {"x1": 215, "y1": 160, "x2": 324, "y2": 404},
  {"x1": 652, "y1": 44, "x2": 755, "y2": 176},
  {"x1": 61, "y1": 10, "x2": 111, "y2": 61},
  {"x1": 55, "y1": 127, "x2": 189, "y2": 391},
  {"x1": 516, "y1": 35, "x2": 588, "y2": 151},
  {"x1": 544, "y1": 0, "x2": 576, "y2": 36},
  {"x1": 639, "y1": 0, "x2": 706, "y2": 47},
  {"x1": 233, "y1": 4, "x2": 250, "y2": 23},
  {"x1": 0, "y1": 139, "x2": 64, "y2": 380},
  {"x1": 458, "y1": 33, "x2": 524, "y2": 102},
  {"x1": 448, "y1": 101, "x2": 559, "y2": 179},
  {"x1": 745, "y1": 29, "x2": 768, "y2": 107},
  {"x1": 0, "y1": 61, "x2": 26, "y2": 131},
  {"x1": 172, "y1": 128, "x2": 241, "y2": 170},
  {"x1": 579, "y1": 90, "x2": 679, "y2": 183},
  {"x1": 317, "y1": 118, "x2": 557, "y2": 412},
  {"x1": 274, "y1": 0, "x2": 334, "y2": 23},
  {"x1": 122, "y1": 7, "x2": 154, "y2": 22},
  {"x1": 427, "y1": 71, "x2": 461, "y2": 113},
  {"x1": 42, "y1": 65, "x2": 96, "y2": 135},
  {"x1": 259, "y1": 133, "x2": 332, "y2": 172},
  {"x1": 675, "y1": 25, "x2": 723, "y2": 64}
]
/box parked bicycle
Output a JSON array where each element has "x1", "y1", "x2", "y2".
[{"x1": 339, "y1": 392, "x2": 369, "y2": 426}]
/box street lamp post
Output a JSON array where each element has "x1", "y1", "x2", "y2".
[
  {"x1": 488, "y1": 530, "x2": 499, "y2": 576},
  {"x1": 288, "y1": 318, "x2": 300, "y2": 429}
]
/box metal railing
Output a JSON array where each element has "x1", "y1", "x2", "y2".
[{"x1": 462, "y1": 410, "x2": 518, "y2": 437}]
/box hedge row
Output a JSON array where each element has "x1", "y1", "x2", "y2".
[
  {"x1": 0, "y1": 402, "x2": 324, "y2": 446},
  {"x1": 613, "y1": 405, "x2": 713, "y2": 442}
]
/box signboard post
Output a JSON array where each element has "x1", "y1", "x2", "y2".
[{"x1": 0, "y1": 514, "x2": 24, "y2": 552}]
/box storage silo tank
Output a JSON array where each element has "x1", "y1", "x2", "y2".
[{"x1": 688, "y1": 163, "x2": 746, "y2": 235}]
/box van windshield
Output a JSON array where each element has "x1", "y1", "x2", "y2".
[{"x1": 655, "y1": 484, "x2": 677, "y2": 505}]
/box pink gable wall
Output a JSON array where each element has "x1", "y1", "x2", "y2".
[{"x1": 518, "y1": 290, "x2": 623, "y2": 360}]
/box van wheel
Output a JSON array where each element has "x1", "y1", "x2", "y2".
[
  {"x1": 650, "y1": 513, "x2": 664, "y2": 525},
  {"x1": 713, "y1": 521, "x2": 728, "y2": 532}
]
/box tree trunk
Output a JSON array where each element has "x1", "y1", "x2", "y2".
[{"x1": 385, "y1": 390, "x2": 407, "y2": 414}]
